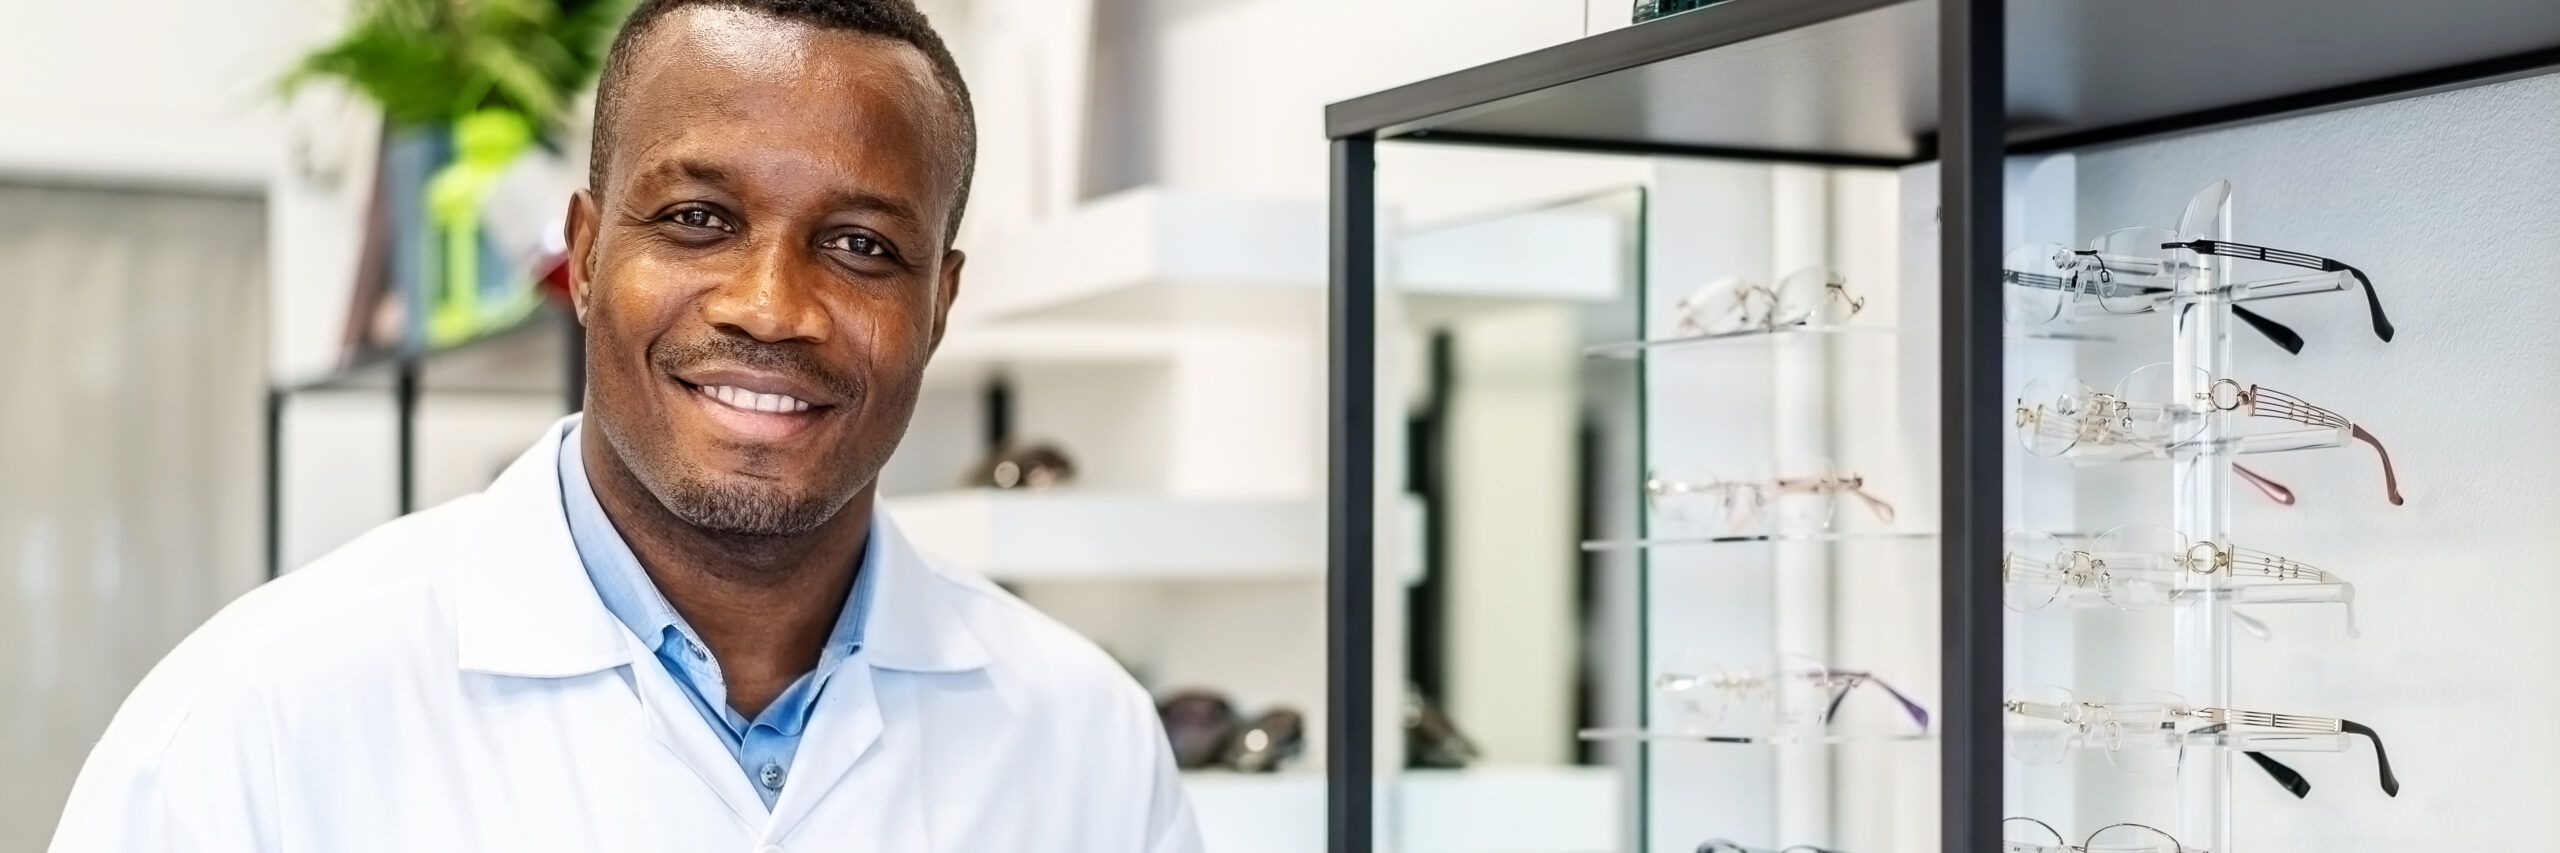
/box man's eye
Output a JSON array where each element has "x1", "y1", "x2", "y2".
[
  {"x1": 668, "y1": 208, "x2": 730, "y2": 230},
  {"x1": 826, "y1": 233, "x2": 888, "y2": 257}
]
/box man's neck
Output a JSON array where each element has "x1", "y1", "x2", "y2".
[{"x1": 580, "y1": 428, "x2": 868, "y2": 718}]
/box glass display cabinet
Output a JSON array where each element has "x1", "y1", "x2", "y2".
[{"x1": 1329, "y1": 1, "x2": 2560, "y2": 851}]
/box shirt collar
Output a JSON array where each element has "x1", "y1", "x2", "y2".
[
  {"x1": 455, "y1": 415, "x2": 987, "y2": 678},
  {"x1": 557, "y1": 422, "x2": 881, "y2": 663}
]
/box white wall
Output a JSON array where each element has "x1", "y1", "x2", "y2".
[
  {"x1": 0, "y1": 0, "x2": 375, "y2": 387},
  {"x1": 2034, "y1": 71, "x2": 2560, "y2": 851},
  {"x1": 0, "y1": 0, "x2": 338, "y2": 188}
]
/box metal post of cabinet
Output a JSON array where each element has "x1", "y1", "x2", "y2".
[
  {"x1": 396, "y1": 353, "x2": 419, "y2": 515},
  {"x1": 1939, "y1": 0, "x2": 2005, "y2": 849},
  {"x1": 1328, "y1": 133, "x2": 1377, "y2": 853}
]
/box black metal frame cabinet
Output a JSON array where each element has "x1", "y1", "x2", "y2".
[{"x1": 1323, "y1": 0, "x2": 2560, "y2": 849}]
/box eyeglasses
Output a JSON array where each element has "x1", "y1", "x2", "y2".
[
  {"x1": 1672, "y1": 266, "x2": 1866, "y2": 337},
  {"x1": 2001, "y1": 525, "x2": 2357, "y2": 634},
  {"x1": 2005, "y1": 684, "x2": 2399, "y2": 798},
  {"x1": 2002, "y1": 817, "x2": 2198, "y2": 853},
  {"x1": 1655, "y1": 654, "x2": 1931, "y2": 736},
  {"x1": 1698, "y1": 840, "x2": 1844, "y2": 853},
  {"x1": 2003, "y1": 236, "x2": 2305, "y2": 355},
  {"x1": 2002, "y1": 229, "x2": 2393, "y2": 355},
  {"x1": 2013, "y1": 363, "x2": 2404, "y2": 505},
  {"x1": 1645, "y1": 462, "x2": 1896, "y2": 535}
]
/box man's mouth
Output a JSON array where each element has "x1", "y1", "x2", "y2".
[
  {"x1": 671, "y1": 373, "x2": 834, "y2": 442},
  {"x1": 693, "y1": 382, "x2": 815, "y2": 414}
]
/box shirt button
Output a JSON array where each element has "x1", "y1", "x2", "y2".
[
  {"x1": 689, "y1": 643, "x2": 708, "y2": 661},
  {"x1": 759, "y1": 762, "x2": 787, "y2": 791}
]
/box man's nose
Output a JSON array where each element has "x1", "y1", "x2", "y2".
[{"x1": 699, "y1": 238, "x2": 829, "y2": 344}]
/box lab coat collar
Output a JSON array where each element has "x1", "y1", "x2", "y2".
[
  {"x1": 456, "y1": 416, "x2": 631, "y2": 678},
  {"x1": 456, "y1": 415, "x2": 990, "y2": 678},
  {"x1": 856, "y1": 515, "x2": 991, "y2": 673}
]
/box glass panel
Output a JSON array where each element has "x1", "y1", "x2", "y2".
[
  {"x1": 1370, "y1": 144, "x2": 1650, "y2": 853},
  {"x1": 1632, "y1": 163, "x2": 1936, "y2": 853}
]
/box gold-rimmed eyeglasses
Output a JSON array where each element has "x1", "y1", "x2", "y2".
[
  {"x1": 2013, "y1": 362, "x2": 2404, "y2": 505},
  {"x1": 1672, "y1": 266, "x2": 1866, "y2": 337},
  {"x1": 1655, "y1": 653, "x2": 1931, "y2": 737},
  {"x1": 2001, "y1": 525, "x2": 2357, "y2": 635},
  {"x1": 1645, "y1": 462, "x2": 1896, "y2": 535}
]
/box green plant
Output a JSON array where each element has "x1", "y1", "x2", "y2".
[{"x1": 282, "y1": 0, "x2": 631, "y2": 139}]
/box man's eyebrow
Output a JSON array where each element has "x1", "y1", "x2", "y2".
[
  {"x1": 629, "y1": 158, "x2": 925, "y2": 228},
  {"x1": 633, "y1": 158, "x2": 732, "y2": 188},
  {"x1": 821, "y1": 189, "x2": 923, "y2": 228}
]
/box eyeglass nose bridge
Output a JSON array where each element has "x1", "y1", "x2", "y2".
[{"x1": 2061, "y1": 551, "x2": 2105, "y2": 585}]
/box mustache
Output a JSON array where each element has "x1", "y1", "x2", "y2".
[{"x1": 653, "y1": 334, "x2": 864, "y2": 403}]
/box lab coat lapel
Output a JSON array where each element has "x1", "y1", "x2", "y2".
[
  {"x1": 761, "y1": 515, "x2": 987, "y2": 844},
  {"x1": 453, "y1": 415, "x2": 634, "y2": 679},
  {"x1": 623, "y1": 627, "x2": 769, "y2": 829},
  {"x1": 760, "y1": 658, "x2": 888, "y2": 842}
]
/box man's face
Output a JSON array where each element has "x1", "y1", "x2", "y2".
[{"x1": 567, "y1": 7, "x2": 963, "y2": 537}]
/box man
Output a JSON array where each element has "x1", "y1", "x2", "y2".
[{"x1": 49, "y1": 2, "x2": 1201, "y2": 850}]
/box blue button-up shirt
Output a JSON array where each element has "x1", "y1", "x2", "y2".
[{"x1": 557, "y1": 424, "x2": 877, "y2": 809}]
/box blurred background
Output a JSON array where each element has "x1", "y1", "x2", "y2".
[
  {"x1": 14, "y1": 1, "x2": 2553, "y2": 851},
  {"x1": 0, "y1": 1, "x2": 1686, "y2": 850}
]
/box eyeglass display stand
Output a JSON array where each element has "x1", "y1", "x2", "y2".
[{"x1": 2172, "y1": 191, "x2": 2241, "y2": 853}]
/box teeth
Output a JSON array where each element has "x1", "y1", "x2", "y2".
[{"x1": 696, "y1": 384, "x2": 811, "y2": 414}]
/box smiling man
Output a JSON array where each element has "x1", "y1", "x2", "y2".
[{"x1": 49, "y1": 2, "x2": 1200, "y2": 850}]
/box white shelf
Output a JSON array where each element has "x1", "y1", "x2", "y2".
[
  {"x1": 958, "y1": 186, "x2": 1627, "y2": 329},
  {"x1": 883, "y1": 489, "x2": 1319, "y2": 582},
  {"x1": 1183, "y1": 767, "x2": 1621, "y2": 853},
  {"x1": 918, "y1": 321, "x2": 1178, "y2": 390}
]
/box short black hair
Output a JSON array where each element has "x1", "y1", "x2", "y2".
[{"x1": 590, "y1": 0, "x2": 977, "y2": 241}]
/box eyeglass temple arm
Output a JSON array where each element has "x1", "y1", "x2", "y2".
[
  {"x1": 2341, "y1": 265, "x2": 2396, "y2": 342},
  {"x1": 2349, "y1": 423, "x2": 2406, "y2": 506},
  {"x1": 1827, "y1": 671, "x2": 1931, "y2": 729},
  {"x1": 2232, "y1": 463, "x2": 2296, "y2": 505},
  {"x1": 2207, "y1": 708, "x2": 2400, "y2": 797},
  {"x1": 2231, "y1": 306, "x2": 2306, "y2": 354},
  {"x1": 2084, "y1": 272, "x2": 2306, "y2": 354},
  {"x1": 2243, "y1": 748, "x2": 2315, "y2": 799},
  {"x1": 2343, "y1": 719, "x2": 2402, "y2": 797},
  {"x1": 2195, "y1": 723, "x2": 2313, "y2": 799},
  {"x1": 2171, "y1": 239, "x2": 2395, "y2": 342},
  {"x1": 1848, "y1": 485, "x2": 1897, "y2": 523}
]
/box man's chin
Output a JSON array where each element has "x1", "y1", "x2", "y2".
[{"x1": 653, "y1": 474, "x2": 838, "y2": 538}]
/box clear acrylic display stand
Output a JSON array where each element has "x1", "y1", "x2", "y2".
[{"x1": 2172, "y1": 188, "x2": 2239, "y2": 853}]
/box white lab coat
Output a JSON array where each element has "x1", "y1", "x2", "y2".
[{"x1": 50, "y1": 417, "x2": 1203, "y2": 853}]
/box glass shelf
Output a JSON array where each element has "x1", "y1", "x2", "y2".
[
  {"x1": 1582, "y1": 530, "x2": 1937, "y2": 551},
  {"x1": 2031, "y1": 581, "x2": 2355, "y2": 609},
  {"x1": 1583, "y1": 324, "x2": 1900, "y2": 359},
  {"x1": 2007, "y1": 328, "x2": 2119, "y2": 343},
  {"x1": 2055, "y1": 426, "x2": 2346, "y2": 464},
  {"x1": 1578, "y1": 728, "x2": 1937, "y2": 745}
]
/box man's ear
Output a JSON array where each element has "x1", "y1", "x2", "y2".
[
  {"x1": 928, "y1": 248, "x2": 965, "y2": 356},
  {"x1": 565, "y1": 189, "x2": 601, "y2": 323}
]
